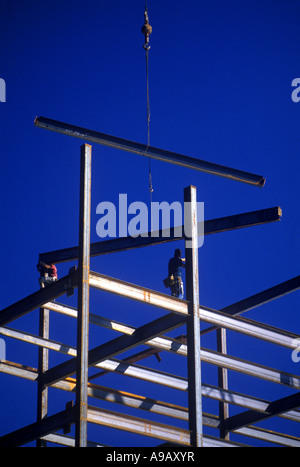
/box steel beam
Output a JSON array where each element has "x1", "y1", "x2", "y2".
[
  {"x1": 0, "y1": 406, "x2": 75, "y2": 447},
  {"x1": 39, "y1": 312, "x2": 186, "y2": 386},
  {"x1": 217, "y1": 327, "x2": 229, "y2": 440},
  {"x1": 235, "y1": 426, "x2": 300, "y2": 447},
  {"x1": 3, "y1": 322, "x2": 299, "y2": 392},
  {"x1": 222, "y1": 392, "x2": 300, "y2": 433},
  {"x1": 36, "y1": 306, "x2": 50, "y2": 447},
  {"x1": 41, "y1": 433, "x2": 106, "y2": 447},
  {"x1": 202, "y1": 275, "x2": 300, "y2": 336},
  {"x1": 89, "y1": 271, "x2": 188, "y2": 316},
  {"x1": 86, "y1": 405, "x2": 245, "y2": 447},
  {"x1": 199, "y1": 306, "x2": 300, "y2": 349},
  {"x1": 184, "y1": 186, "x2": 202, "y2": 447},
  {"x1": 47, "y1": 277, "x2": 300, "y2": 350},
  {"x1": 38, "y1": 206, "x2": 281, "y2": 264},
  {"x1": 34, "y1": 115, "x2": 265, "y2": 187},
  {"x1": 201, "y1": 347, "x2": 300, "y2": 389},
  {"x1": 0, "y1": 269, "x2": 78, "y2": 326},
  {"x1": 1, "y1": 360, "x2": 300, "y2": 425},
  {"x1": 45, "y1": 275, "x2": 299, "y2": 347},
  {"x1": 75, "y1": 144, "x2": 92, "y2": 447}
]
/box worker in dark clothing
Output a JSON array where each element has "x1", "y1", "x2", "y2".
[
  {"x1": 37, "y1": 261, "x2": 58, "y2": 288},
  {"x1": 167, "y1": 248, "x2": 186, "y2": 299}
]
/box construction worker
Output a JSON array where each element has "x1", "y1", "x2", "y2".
[
  {"x1": 37, "y1": 261, "x2": 58, "y2": 288},
  {"x1": 166, "y1": 248, "x2": 186, "y2": 299}
]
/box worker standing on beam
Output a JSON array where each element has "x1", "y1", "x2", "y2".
[
  {"x1": 37, "y1": 261, "x2": 58, "y2": 288},
  {"x1": 164, "y1": 249, "x2": 186, "y2": 299}
]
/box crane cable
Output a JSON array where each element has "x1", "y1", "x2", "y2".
[{"x1": 141, "y1": 1, "x2": 153, "y2": 199}]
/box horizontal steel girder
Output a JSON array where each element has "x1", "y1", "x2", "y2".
[
  {"x1": 34, "y1": 116, "x2": 265, "y2": 187},
  {"x1": 87, "y1": 271, "x2": 300, "y2": 350},
  {"x1": 39, "y1": 206, "x2": 281, "y2": 264},
  {"x1": 1, "y1": 360, "x2": 300, "y2": 425},
  {"x1": 86, "y1": 405, "x2": 245, "y2": 447}
]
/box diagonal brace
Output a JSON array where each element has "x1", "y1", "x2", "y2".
[
  {"x1": 221, "y1": 392, "x2": 300, "y2": 434},
  {"x1": 39, "y1": 312, "x2": 187, "y2": 387}
]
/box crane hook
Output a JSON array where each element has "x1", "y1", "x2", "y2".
[{"x1": 141, "y1": 10, "x2": 152, "y2": 50}]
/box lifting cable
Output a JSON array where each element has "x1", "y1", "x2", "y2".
[{"x1": 141, "y1": 0, "x2": 153, "y2": 200}]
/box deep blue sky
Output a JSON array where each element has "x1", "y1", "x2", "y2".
[{"x1": 0, "y1": 0, "x2": 299, "y2": 447}]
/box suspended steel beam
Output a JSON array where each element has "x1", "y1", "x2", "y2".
[
  {"x1": 34, "y1": 116, "x2": 266, "y2": 187},
  {"x1": 75, "y1": 144, "x2": 92, "y2": 447},
  {"x1": 40, "y1": 312, "x2": 186, "y2": 386},
  {"x1": 0, "y1": 270, "x2": 78, "y2": 327},
  {"x1": 38, "y1": 206, "x2": 281, "y2": 264}
]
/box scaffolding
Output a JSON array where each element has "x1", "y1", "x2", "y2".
[{"x1": 0, "y1": 117, "x2": 299, "y2": 447}]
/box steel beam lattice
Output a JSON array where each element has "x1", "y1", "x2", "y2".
[{"x1": 0, "y1": 119, "x2": 299, "y2": 448}]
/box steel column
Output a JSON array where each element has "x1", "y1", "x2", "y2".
[
  {"x1": 184, "y1": 185, "x2": 203, "y2": 447},
  {"x1": 217, "y1": 327, "x2": 229, "y2": 440},
  {"x1": 75, "y1": 144, "x2": 92, "y2": 447},
  {"x1": 36, "y1": 306, "x2": 50, "y2": 447}
]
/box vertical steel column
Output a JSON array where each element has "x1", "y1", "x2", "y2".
[
  {"x1": 184, "y1": 185, "x2": 203, "y2": 447},
  {"x1": 75, "y1": 144, "x2": 92, "y2": 447},
  {"x1": 217, "y1": 328, "x2": 230, "y2": 439},
  {"x1": 36, "y1": 306, "x2": 49, "y2": 447}
]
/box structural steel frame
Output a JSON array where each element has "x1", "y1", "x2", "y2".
[{"x1": 0, "y1": 120, "x2": 299, "y2": 447}]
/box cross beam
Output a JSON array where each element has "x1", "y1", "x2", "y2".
[
  {"x1": 34, "y1": 116, "x2": 265, "y2": 187},
  {"x1": 38, "y1": 206, "x2": 282, "y2": 264},
  {"x1": 39, "y1": 312, "x2": 186, "y2": 387}
]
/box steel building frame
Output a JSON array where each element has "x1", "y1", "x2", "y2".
[{"x1": 0, "y1": 118, "x2": 299, "y2": 447}]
